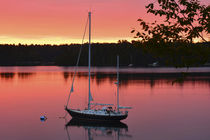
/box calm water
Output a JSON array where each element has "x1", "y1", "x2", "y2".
[{"x1": 0, "y1": 66, "x2": 210, "y2": 140}]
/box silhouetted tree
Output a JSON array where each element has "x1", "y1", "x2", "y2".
[
  {"x1": 132, "y1": 0, "x2": 209, "y2": 43},
  {"x1": 131, "y1": 0, "x2": 210, "y2": 68}
]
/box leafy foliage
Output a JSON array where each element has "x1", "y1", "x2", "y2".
[{"x1": 132, "y1": 0, "x2": 210, "y2": 43}]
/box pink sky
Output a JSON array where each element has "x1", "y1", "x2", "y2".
[{"x1": 0, "y1": 0, "x2": 209, "y2": 44}]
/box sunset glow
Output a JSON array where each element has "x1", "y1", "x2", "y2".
[{"x1": 0, "y1": 0, "x2": 209, "y2": 44}]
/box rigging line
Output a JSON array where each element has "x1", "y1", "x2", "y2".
[
  {"x1": 65, "y1": 15, "x2": 89, "y2": 108},
  {"x1": 62, "y1": 16, "x2": 89, "y2": 118}
]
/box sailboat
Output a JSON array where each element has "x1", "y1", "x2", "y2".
[{"x1": 65, "y1": 12, "x2": 131, "y2": 122}]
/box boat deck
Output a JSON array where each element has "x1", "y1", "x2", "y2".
[{"x1": 71, "y1": 109, "x2": 126, "y2": 116}]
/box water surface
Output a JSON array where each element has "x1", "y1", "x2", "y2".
[{"x1": 0, "y1": 66, "x2": 210, "y2": 140}]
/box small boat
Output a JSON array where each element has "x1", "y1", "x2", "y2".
[
  {"x1": 148, "y1": 61, "x2": 159, "y2": 67},
  {"x1": 65, "y1": 12, "x2": 131, "y2": 122}
]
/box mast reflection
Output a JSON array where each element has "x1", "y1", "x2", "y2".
[{"x1": 65, "y1": 119, "x2": 132, "y2": 140}]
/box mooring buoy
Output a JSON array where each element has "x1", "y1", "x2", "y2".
[{"x1": 40, "y1": 116, "x2": 47, "y2": 122}]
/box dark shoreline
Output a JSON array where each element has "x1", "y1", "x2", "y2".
[
  {"x1": 0, "y1": 66, "x2": 209, "y2": 76},
  {"x1": 0, "y1": 42, "x2": 209, "y2": 67}
]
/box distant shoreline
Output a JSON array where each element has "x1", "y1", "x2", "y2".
[
  {"x1": 0, "y1": 42, "x2": 209, "y2": 68},
  {"x1": 0, "y1": 66, "x2": 209, "y2": 74}
]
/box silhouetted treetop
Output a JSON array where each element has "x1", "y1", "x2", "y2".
[{"x1": 132, "y1": 0, "x2": 210, "y2": 43}]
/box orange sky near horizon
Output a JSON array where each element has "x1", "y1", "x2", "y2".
[{"x1": 0, "y1": 0, "x2": 209, "y2": 45}]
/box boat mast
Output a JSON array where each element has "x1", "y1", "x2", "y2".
[
  {"x1": 88, "y1": 12, "x2": 92, "y2": 110},
  {"x1": 117, "y1": 55, "x2": 120, "y2": 113}
]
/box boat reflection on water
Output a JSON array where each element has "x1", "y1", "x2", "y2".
[{"x1": 65, "y1": 119, "x2": 132, "y2": 140}]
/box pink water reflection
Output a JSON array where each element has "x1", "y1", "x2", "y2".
[{"x1": 0, "y1": 67, "x2": 210, "y2": 140}]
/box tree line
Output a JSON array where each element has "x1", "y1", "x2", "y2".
[{"x1": 0, "y1": 41, "x2": 209, "y2": 67}]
